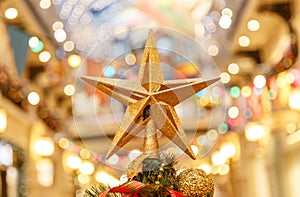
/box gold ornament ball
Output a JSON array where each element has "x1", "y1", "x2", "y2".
[{"x1": 177, "y1": 168, "x2": 214, "y2": 197}]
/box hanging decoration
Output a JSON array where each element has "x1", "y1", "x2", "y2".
[{"x1": 82, "y1": 30, "x2": 218, "y2": 197}]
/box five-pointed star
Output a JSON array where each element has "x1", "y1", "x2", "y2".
[{"x1": 81, "y1": 30, "x2": 220, "y2": 160}]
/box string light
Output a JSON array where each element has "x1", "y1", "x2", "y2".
[
  {"x1": 66, "y1": 154, "x2": 82, "y2": 169},
  {"x1": 4, "y1": 8, "x2": 18, "y2": 20},
  {"x1": 247, "y1": 19, "x2": 260, "y2": 31},
  {"x1": 191, "y1": 145, "x2": 199, "y2": 156},
  {"x1": 52, "y1": 21, "x2": 64, "y2": 31},
  {"x1": 219, "y1": 15, "x2": 232, "y2": 29},
  {"x1": 63, "y1": 41, "x2": 75, "y2": 52},
  {"x1": 221, "y1": 8, "x2": 233, "y2": 17},
  {"x1": 245, "y1": 123, "x2": 265, "y2": 142},
  {"x1": 39, "y1": 0, "x2": 51, "y2": 9},
  {"x1": 77, "y1": 174, "x2": 90, "y2": 184},
  {"x1": 238, "y1": 36, "x2": 250, "y2": 47},
  {"x1": 125, "y1": 54, "x2": 136, "y2": 65},
  {"x1": 289, "y1": 89, "x2": 300, "y2": 111},
  {"x1": 79, "y1": 161, "x2": 94, "y2": 175},
  {"x1": 253, "y1": 75, "x2": 266, "y2": 88},
  {"x1": 54, "y1": 29, "x2": 67, "y2": 42},
  {"x1": 64, "y1": 84, "x2": 75, "y2": 96},
  {"x1": 34, "y1": 138, "x2": 55, "y2": 156},
  {"x1": 241, "y1": 86, "x2": 252, "y2": 98},
  {"x1": 227, "y1": 63, "x2": 239, "y2": 74},
  {"x1": 211, "y1": 151, "x2": 227, "y2": 166},
  {"x1": 197, "y1": 164, "x2": 211, "y2": 174},
  {"x1": 220, "y1": 72, "x2": 230, "y2": 84},
  {"x1": 0, "y1": 109, "x2": 7, "y2": 133},
  {"x1": 39, "y1": 51, "x2": 51, "y2": 62},
  {"x1": 68, "y1": 54, "x2": 81, "y2": 68},
  {"x1": 230, "y1": 86, "x2": 240, "y2": 98},
  {"x1": 228, "y1": 106, "x2": 239, "y2": 118},
  {"x1": 220, "y1": 143, "x2": 236, "y2": 158},
  {"x1": 218, "y1": 164, "x2": 230, "y2": 175},
  {"x1": 28, "y1": 91, "x2": 40, "y2": 105},
  {"x1": 208, "y1": 45, "x2": 219, "y2": 56}
]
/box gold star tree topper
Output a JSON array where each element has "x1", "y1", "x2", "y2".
[{"x1": 81, "y1": 30, "x2": 219, "y2": 160}]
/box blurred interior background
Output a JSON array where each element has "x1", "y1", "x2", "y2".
[{"x1": 0, "y1": 0, "x2": 300, "y2": 196}]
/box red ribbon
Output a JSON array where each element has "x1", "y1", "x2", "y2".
[{"x1": 98, "y1": 180, "x2": 186, "y2": 197}]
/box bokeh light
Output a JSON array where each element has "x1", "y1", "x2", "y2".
[
  {"x1": 247, "y1": 19, "x2": 260, "y2": 31},
  {"x1": 253, "y1": 75, "x2": 266, "y2": 88},
  {"x1": 39, "y1": 51, "x2": 51, "y2": 62},
  {"x1": 28, "y1": 91, "x2": 40, "y2": 105},
  {"x1": 40, "y1": 0, "x2": 51, "y2": 9},
  {"x1": 220, "y1": 72, "x2": 230, "y2": 84},
  {"x1": 230, "y1": 86, "x2": 240, "y2": 98},
  {"x1": 64, "y1": 84, "x2": 75, "y2": 96},
  {"x1": 241, "y1": 86, "x2": 252, "y2": 98},
  {"x1": 238, "y1": 36, "x2": 250, "y2": 47},
  {"x1": 228, "y1": 63, "x2": 239, "y2": 74},
  {"x1": 228, "y1": 106, "x2": 239, "y2": 118},
  {"x1": 5, "y1": 8, "x2": 18, "y2": 20},
  {"x1": 68, "y1": 54, "x2": 81, "y2": 68}
]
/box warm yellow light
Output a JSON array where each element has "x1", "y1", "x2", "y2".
[
  {"x1": 197, "y1": 164, "x2": 211, "y2": 174},
  {"x1": 253, "y1": 75, "x2": 266, "y2": 88},
  {"x1": 36, "y1": 158, "x2": 54, "y2": 187},
  {"x1": 28, "y1": 37, "x2": 39, "y2": 48},
  {"x1": 39, "y1": 51, "x2": 51, "y2": 62},
  {"x1": 58, "y1": 137, "x2": 69, "y2": 149},
  {"x1": 228, "y1": 63, "x2": 239, "y2": 74},
  {"x1": 221, "y1": 8, "x2": 233, "y2": 17},
  {"x1": 219, "y1": 15, "x2": 232, "y2": 29},
  {"x1": 79, "y1": 161, "x2": 94, "y2": 175},
  {"x1": 64, "y1": 84, "x2": 75, "y2": 96},
  {"x1": 95, "y1": 172, "x2": 119, "y2": 187},
  {"x1": 78, "y1": 174, "x2": 90, "y2": 184},
  {"x1": 63, "y1": 41, "x2": 75, "y2": 52},
  {"x1": 220, "y1": 143, "x2": 236, "y2": 158},
  {"x1": 52, "y1": 21, "x2": 64, "y2": 31},
  {"x1": 66, "y1": 155, "x2": 82, "y2": 169},
  {"x1": 220, "y1": 72, "x2": 230, "y2": 84},
  {"x1": 68, "y1": 54, "x2": 81, "y2": 68},
  {"x1": 191, "y1": 145, "x2": 199, "y2": 156},
  {"x1": 245, "y1": 123, "x2": 265, "y2": 142},
  {"x1": 34, "y1": 138, "x2": 55, "y2": 156},
  {"x1": 125, "y1": 54, "x2": 136, "y2": 65},
  {"x1": 289, "y1": 89, "x2": 300, "y2": 111},
  {"x1": 247, "y1": 19, "x2": 260, "y2": 31},
  {"x1": 211, "y1": 151, "x2": 227, "y2": 166},
  {"x1": 39, "y1": 0, "x2": 51, "y2": 9},
  {"x1": 80, "y1": 149, "x2": 91, "y2": 160},
  {"x1": 228, "y1": 106, "x2": 239, "y2": 118},
  {"x1": 5, "y1": 8, "x2": 18, "y2": 20},
  {"x1": 54, "y1": 29, "x2": 67, "y2": 42},
  {"x1": 218, "y1": 164, "x2": 230, "y2": 175},
  {"x1": 27, "y1": 91, "x2": 40, "y2": 105},
  {"x1": 208, "y1": 45, "x2": 219, "y2": 56},
  {"x1": 241, "y1": 86, "x2": 252, "y2": 98},
  {"x1": 238, "y1": 36, "x2": 250, "y2": 47},
  {"x1": 286, "y1": 129, "x2": 300, "y2": 145},
  {"x1": 0, "y1": 109, "x2": 7, "y2": 133}
]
